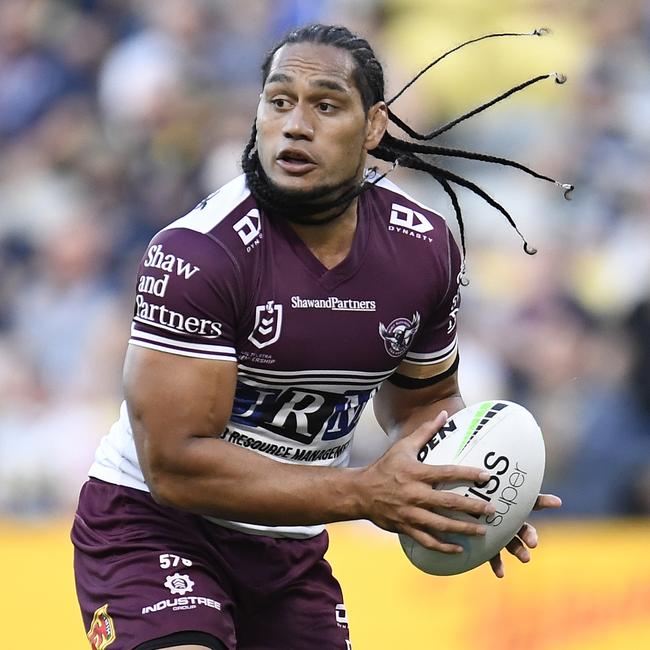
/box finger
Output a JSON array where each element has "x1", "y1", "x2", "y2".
[
  {"x1": 402, "y1": 411, "x2": 449, "y2": 453},
  {"x1": 533, "y1": 493, "x2": 562, "y2": 510},
  {"x1": 421, "y1": 463, "x2": 491, "y2": 487},
  {"x1": 424, "y1": 489, "x2": 496, "y2": 519},
  {"x1": 505, "y1": 536, "x2": 531, "y2": 563},
  {"x1": 517, "y1": 522, "x2": 538, "y2": 549},
  {"x1": 401, "y1": 524, "x2": 464, "y2": 555},
  {"x1": 489, "y1": 552, "x2": 505, "y2": 578},
  {"x1": 412, "y1": 508, "x2": 488, "y2": 538}
]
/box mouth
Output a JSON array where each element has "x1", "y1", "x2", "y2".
[{"x1": 276, "y1": 149, "x2": 317, "y2": 175}]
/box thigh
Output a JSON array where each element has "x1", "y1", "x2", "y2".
[
  {"x1": 72, "y1": 479, "x2": 236, "y2": 650},
  {"x1": 133, "y1": 630, "x2": 226, "y2": 649},
  {"x1": 235, "y1": 535, "x2": 352, "y2": 650}
]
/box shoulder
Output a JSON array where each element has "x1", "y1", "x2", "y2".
[
  {"x1": 162, "y1": 174, "x2": 251, "y2": 235},
  {"x1": 369, "y1": 175, "x2": 447, "y2": 224},
  {"x1": 146, "y1": 174, "x2": 266, "y2": 268},
  {"x1": 365, "y1": 175, "x2": 459, "y2": 269}
]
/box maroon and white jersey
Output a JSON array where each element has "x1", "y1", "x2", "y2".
[{"x1": 90, "y1": 173, "x2": 462, "y2": 537}]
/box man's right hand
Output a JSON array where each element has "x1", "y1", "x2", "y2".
[{"x1": 358, "y1": 411, "x2": 495, "y2": 554}]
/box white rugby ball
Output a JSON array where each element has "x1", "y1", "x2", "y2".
[{"x1": 399, "y1": 400, "x2": 545, "y2": 576}]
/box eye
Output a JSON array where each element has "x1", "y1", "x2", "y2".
[
  {"x1": 318, "y1": 102, "x2": 335, "y2": 113},
  {"x1": 271, "y1": 98, "x2": 290, "y2": 109}
]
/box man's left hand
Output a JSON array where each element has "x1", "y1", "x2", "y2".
[{"x1": 488, "y1": 493, "x2": 562, "y2": 578}]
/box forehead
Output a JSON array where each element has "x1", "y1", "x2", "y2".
[{"x1": 265, "y1": 42, "x2": 357, "y2": 89}]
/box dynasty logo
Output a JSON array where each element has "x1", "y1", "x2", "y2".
[{"x1": 87, "y1": 604, "x2": 115, "y2": 650}]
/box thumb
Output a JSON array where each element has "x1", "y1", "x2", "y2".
[{"x1": 402, "y1": 410, "x2": 448, "y2": 455}]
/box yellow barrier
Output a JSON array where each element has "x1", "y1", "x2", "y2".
[
  {"x1": 328, "y1": 520, "x2": 650, "y2": 650},
  {"x1": 2, "y1": 519, "x2": 649, "y2": 649}
]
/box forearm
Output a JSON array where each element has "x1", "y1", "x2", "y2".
[
  {"x1": 383, "y1": 394, "x2": 465, "y2": 442},
  {"x1": 143, "y1": 435, "x2": 366, "y2": 526},
  {"x1": 373, "y1": 374, "x2": 465, "y2": 443}
]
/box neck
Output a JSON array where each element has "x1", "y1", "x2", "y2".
[{"x1": 288, "y1": 198, "x2": 360, "y2": 270}]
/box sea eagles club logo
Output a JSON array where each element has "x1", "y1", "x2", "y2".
[
  {"x1": 249, "y1": 300, "x2": 283, "y2": 349},
  {"x1": 379, "y1": 312, "x2": 420, "y2": 357}
]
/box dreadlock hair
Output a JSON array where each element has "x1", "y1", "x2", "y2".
[{"x1": 241, "y1": 23, "x2": 574, "y2": 270}]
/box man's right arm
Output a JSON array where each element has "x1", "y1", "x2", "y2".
[{"x1": 125, "y1": 345, "x2": 494, "y2": 553}]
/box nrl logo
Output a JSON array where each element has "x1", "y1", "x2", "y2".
[
  {"x1": 379, "y1": 311, "x2": 420, "y2": 357},
  {"x1": 87, "y1": 604, "x2": 116, "y2": 650},
  {"x1": 249, "y1": 300, "x2": 283, "y2": 349}
]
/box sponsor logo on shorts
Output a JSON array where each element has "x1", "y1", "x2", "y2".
[
  {"x1": 249, "y1": 300, "x2": 283, "y2": 349},
  {"x1": 159, "y1": 553, "x2": 193, "y2": 569},
  {"x1": 141, "y1": 596, "x2": 222, "y2": 615},
  {"x1": 164, "y1": 573, "x2": 195, "y2": 596},
  {"x1": 87, "y1": 604, "x2": 116, "y2": 650},
  {"x1": 335, "y1": 603, "x2": 349, "y2": 627},
  {"x1": 141, "y1": 572, "x2": 222, "y2": 615},
  {"x1": 379, "y1": 312, "x2": 420, "y2": 357}
]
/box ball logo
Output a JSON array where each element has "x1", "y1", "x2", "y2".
[
  {"x1": 454, "y1": 401, "x2": 507, "y2": 459},
  {"x1": 164, "y1": 573, "x2": 195, "y2": 596},
  {"x1": 379, "y1": 311, "x2": 420, "y2": 357},
  {"x1": 418, "y1": 419, "x2": 458, "y2": 462},
  {"x1": 87, "y1": 604, "x2": 116, "y2": 650}
]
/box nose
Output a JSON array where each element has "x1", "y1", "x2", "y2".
[{"x1": 282, "y1": 102, "x2": 314, "y2": 141}]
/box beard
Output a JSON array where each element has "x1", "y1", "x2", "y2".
[{"x1": 255, "y1": 161, "x2": 365, "y2": 226}]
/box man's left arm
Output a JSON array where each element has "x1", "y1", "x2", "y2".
[{"x1": 373, "y1": 370, "x2": 561, "y2": 577}]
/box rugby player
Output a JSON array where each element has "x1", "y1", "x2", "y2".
[{"x1": 72, "y1": 24, "x2": 564, "y2": 650}]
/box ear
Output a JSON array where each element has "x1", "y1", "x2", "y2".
[{"x1": 364, "y1": 101, "x2": 388, "y2": 151}]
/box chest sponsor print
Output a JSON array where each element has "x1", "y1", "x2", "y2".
[
  {"x1": 231, "y1": 384, "x2": 371, "y2": 445},
  {"x1": 230, "y1": 365, "x2": 395, "y2": 446}
]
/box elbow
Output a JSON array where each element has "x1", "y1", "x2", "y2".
[
  {"x1": 146, "y1": 467, "x2": 182, "y2": 508},
  {"x1": 136, "y1": 434, "x2": 196, "y2": 510},
  {"x1": 142, "y1": 448, "x2": 192, "y2": 509}
]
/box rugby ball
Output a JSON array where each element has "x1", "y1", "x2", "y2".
[{"x1": 399, "y1": 400, "x2": 545, "y2": 576}]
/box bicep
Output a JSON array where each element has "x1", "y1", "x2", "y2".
[{"x1": 124, "y1": 345, "x2": 237, "y2": 483}]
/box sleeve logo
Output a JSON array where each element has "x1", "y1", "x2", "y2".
[
  {"x1": 234, "y1": 209, "x2": 263, "y2": 251},
  {"x1": 248, "y1": 300, "x2": 283, "y2": 348},
  {"x1": 379, "y1": 311, "x2": 420, "y2": 357},
  {"x1": 87, "y1": 604, "x2": 116, "y2": 650},
  {"x1": 389, "y1": 203, "x2": 434, "y2": 234}
]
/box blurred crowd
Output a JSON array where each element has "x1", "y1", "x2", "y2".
[{"x1": 0, "y1": 0, "x2": 648, "y2": 519}]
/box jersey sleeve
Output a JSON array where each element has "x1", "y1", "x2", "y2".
[
  {"x1": 128, "y1": 227, "x2": 241, "y2": 362},
  {"x1": 389, "y1": 226, "x2": 462, "y2": 388}
]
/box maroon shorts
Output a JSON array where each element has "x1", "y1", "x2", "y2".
[{"x1": 71, "y1": 479, "x2": 352, "y2": 650}]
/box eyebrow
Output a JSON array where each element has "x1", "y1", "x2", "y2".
[{"x1": 265, "y1": 72, "x2": 349, "y2": 94}]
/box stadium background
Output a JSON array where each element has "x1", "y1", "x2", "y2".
[{"x1": 1, "y1": 0, "x2": 649, "y2": 647}]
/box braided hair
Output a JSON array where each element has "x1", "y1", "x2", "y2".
[{"x1": 241, "y1": 24, "x2": 573, "y2": 267}]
